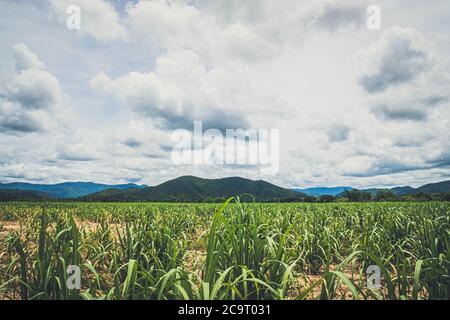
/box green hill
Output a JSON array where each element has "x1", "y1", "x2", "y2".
[
  {"x1": 80, "y1": 176, "x2": 309, "y2": 202},
  {"x1": 0, "y1": 189, "x2": 50, "y2": 201},
  {"x1": 415, "y1": 181, "x2": 450, "y2": 194}
]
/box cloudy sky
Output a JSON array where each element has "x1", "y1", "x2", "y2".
[{"x1": 0, "y1": 0, "x2": 449, "y2": 189}]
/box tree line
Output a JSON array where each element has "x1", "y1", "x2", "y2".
[{"x1": 314, "y1": 189, "x2": 450, "y2": 203}]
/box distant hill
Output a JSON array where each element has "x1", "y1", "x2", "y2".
[
  {"x1": 415, "y1": 181, "x2": 450, "y2": 194},
  {"x1": 390, "y1": 186, "x2": 416, "y2": 195},
  {"x1": 332, "y1": 180, "x2": 450, "y2": 197},
  {"x1": 0, "y1": 182, "x2": 146, "y2": 199},
  {"x1": 81, "y1": 176, "x2": 309, "y2": 202},
  {"x1": 294, "y1": 187, "x2": 353, "y2": 196},
  {"x1": 0, "y1": 189, "x2": 50, "y2": 201},
  {"x1": 362, "y1": 181, "x2": 450, "y2": 196}
]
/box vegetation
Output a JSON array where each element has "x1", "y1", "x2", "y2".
[{"x1": 0, "y1": 200, "x2": 449, "y2": 300}]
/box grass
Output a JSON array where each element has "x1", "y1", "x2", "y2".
[{"x1": 0, "y1": 200, "x2": 449, "y2": 300}]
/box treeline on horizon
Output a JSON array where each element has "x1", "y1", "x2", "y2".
[
  {"x1": 309, "y1": 189, "x2": 450, "y2": 203},
  {"x1": 262, "y1": 190, "x2": 450, "y2": 203},
  {"x1": 4, "y1": 189, "x2": 450, "y2": 203}
]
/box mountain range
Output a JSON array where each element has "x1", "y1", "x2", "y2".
[
  {"x1": 293, "y1": 187, "x2": 353, "y2": 196},
  {"x1": 296, "y1": 181, "x2": 450, "y2": 197},
  {"x1": 0, "y1": 182, "x2": 146, "y2": 199},
  {"x1": 0, "y1": 177, "x2": 449, "y2": 202}
]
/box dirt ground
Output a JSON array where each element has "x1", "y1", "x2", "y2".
[{"x1": 0, "y1": 221, "x2": 21, "y2": 239}]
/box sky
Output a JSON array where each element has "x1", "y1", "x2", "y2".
[{"x1": 0, "y1": 0, "x2": 449, "y2": 189}]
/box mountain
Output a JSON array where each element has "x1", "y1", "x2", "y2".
[
  {"x1": 81, "y1": 176, "x2": 309, "y2": 202},
  {"x1": 295, "y1": 180, "x2": 450, "y2": 198},
  {"x1": 293, "y1": 187, "x2": 353, "y2": 196},
  {"x1": 335, "y1": 181, "x2": 450, "y2": 197},
  {"x1": 339, "y1": 187, "x2": 416, "y2": 197},
  {"x1": 415, "y1": 181, "x2": 450, "y2": 194},
  {"x1": 360, "y1": 181, "x2": 450, "y2": 196},
  {"x1": 0, "y1": 189, "x2": 50, "y2": 201},
  {"x1": 390, "y1": 186, "x2": 416, "y2": 195},
  {"x1": 0, "y1": 182, "x2": 146, "y2": 199}
]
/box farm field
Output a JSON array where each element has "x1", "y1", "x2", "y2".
[{"x1": 0, "y1": 200, "x2": 449, "y2": 300}]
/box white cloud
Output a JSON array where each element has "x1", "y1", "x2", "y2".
[
  {"x1": 359, "y1": 27, "x2": 429, "y2": 93},
  {"x1": 1, "y1": 0, "x2": 450, "y2": 188},
  {"x1": 358, "y1": 27, "x2": 450, "y2": 124},
  {"x1": 58, "y1": 142, "x2": 102, "y2": 161},
  {"x1": 13, "y1": 43, "x2": 45, "y2": 70},
  {"x1": 90, "y1": 48, "x2": 252, "y2": 130},
  {"x1": 0, "y1": 43, "x2": 69, "y2": 134},
  {"x1": 126, "y1": 0, "x2": 281, "y2": 65},
  {"x1": 304, "y1": 0, "x2": 366, "y2": 31},
  {"x1": 0, "y1": 163, "x2": 49, "y2": 181}
]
